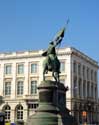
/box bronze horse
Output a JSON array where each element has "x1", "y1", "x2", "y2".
[{"x1": 42, "y1": 54, "x2": 60, "y2": 82}]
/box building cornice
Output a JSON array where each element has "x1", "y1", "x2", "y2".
[
  {"x1": 0, "y1": 47, "x2": 98, "y2": 68},
  {"x1": 0, "y1": 50, "x2": 42, "y2": 60},
  {"x1": 70, "y1": 47, "x2": 98, "y2": 68}
]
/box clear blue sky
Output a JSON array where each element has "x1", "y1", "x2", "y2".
[{"x1": 0, "y1": 0, "x2": 99, "y2": 62}]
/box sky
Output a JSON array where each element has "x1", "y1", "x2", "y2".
[{"x1": 0, "y1": 0, "x2": 99, "y2": 63}]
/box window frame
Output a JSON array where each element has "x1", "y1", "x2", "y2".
[
  {"x1": 5, "y1": 82, "x2": 11, "y2": 96},
  {"x1": 30, "y1": 63, "x2": 38, "y2": 74},
  {"x1": 60, "y1": 61, "x2": 65, "y2": 73},
  {"x1": 73, "y1": 61, "x2": 77, "y2": 74},
  {"x1": 30, "y1": 80, "x2": 37, "y2": 95},
  {"x1": 17, "y1": 81, "x2": 24, "y2": 95},
  {"x1": 16, "y1": 105, "x2": 23, "y2": 120},
  {"x1": 17, "y1": 63, "x2": 24, "y2": 75},
  {"x1": 28, "y1": 103, "x2": 39, "y2": 110},
  {"x1": 3, "y1": 105, "x2": 11, "y2": 121},
  {"x1": 4, "y1": 64, "x2": 12, "y2": 75}
]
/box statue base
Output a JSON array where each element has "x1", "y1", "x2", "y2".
[{"x1": 26, "y1": 80, "x2": 77, "y2": 125}]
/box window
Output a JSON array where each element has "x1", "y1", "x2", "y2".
[
  {"x1": 31, "y1": 81, "x2": 37, "y2": 94},
  {"x1": 87, "y1": 82, "x2": 90, "y2": 97},
  {"x1": 31, "y1": 63, "x2": 38, "y2": 73},
  {"x1": 60, "y1": 62, "x2": 65, "y2": 72},
  {"x1": 5, "y1": 82, "x2": 11, "y2": 96},
  {"x1": 73, "y1": 78, "x2": 77, "y2": 97},
  {"x1": 94, "y1": 71, "x2": 97, "y2": 82},
  {"x1": 73, "y1": 61, "x2": 77, "y2": 73},
  {"x1": 28, "y1": 103, "x2": 38, "y2": 109},
  {"x1": 17, "y1": 81, "x2": 24, "y2": 95},
  {"x1": 17, "y1": 64, "x2": 24, "y2": 74},
  {"x1": 78, "y1": 63, "x2": 81, "y2": 76},
  {"x1": 83, "y1": 65, "x2": 85, "y2": 79},
  {"x1": 4, "y1": 64, "x2": 12, "y2": 75},
  {"x1": 95, "y1": 86, "x2": 97, "y2": 99},
  {"x1": 3, "y1": 105, "x2": 11, "y2": 121},
  {"x1": 16, "y1": 105, "x2": 23, "y2": 120},
  {"x1": 87, "y1": 67, "x2": 89, "y2": 80},
  {"x1": 83, "y1": 82, "x2": 86, "y2": 98},
  {"x1": 91, "y1": 70, "x2": 93, "y2": 80},
  {"x1": 91, "y1": 85, "x2": 93, "y2": 98},
  {"x1": 91, "y1": 70, "x2": 93, "y2": 81},
  {"x1": 78, "y1": 79, "x2": 82, "y2": 97}
]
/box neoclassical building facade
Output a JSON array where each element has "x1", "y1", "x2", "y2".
[{"x1": 0, "y1": 47, "x2": 98, "y2": 124}]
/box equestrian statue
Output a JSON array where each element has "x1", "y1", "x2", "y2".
[{"x1": 42, "y1": 27, "x2": 66, "y2": 82}]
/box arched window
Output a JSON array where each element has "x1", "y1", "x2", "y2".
[
  {"x1": 3, "y1": 105, "x2": 11, "y2": 121},
  {"x1": 16, "y1": 105, "x2": 23, "y2": 120}
]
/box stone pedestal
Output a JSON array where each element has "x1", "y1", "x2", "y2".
[{"x1": 26, "y1": 80, "x2": 77, "y2": 125}]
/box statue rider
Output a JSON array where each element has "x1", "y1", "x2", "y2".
[
  {"x1": 46, "y1": 39, "x2": 62, "y2": 72},
  {"x1": 42, "y1": 27, "x2": 65, "y2": 81}
]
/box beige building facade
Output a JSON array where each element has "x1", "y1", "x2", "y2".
[{"x1": 0, "y1": 47, "x2": 98, "y2": 124}]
